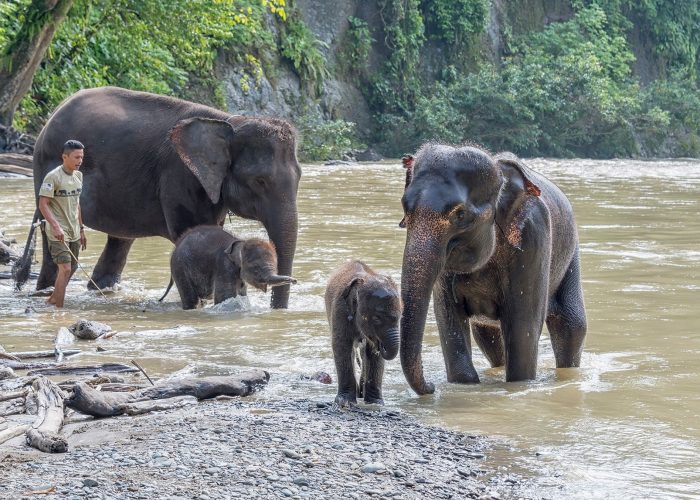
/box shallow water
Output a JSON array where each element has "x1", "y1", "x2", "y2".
[{"x1": 1, "y1": 159, "x2": 699, "y2": 498}]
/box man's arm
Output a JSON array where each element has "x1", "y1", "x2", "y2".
[
  {"x1": 38, "y1": 196, "x2": 64, "y2": 242},
  {"x1": 78, "y1": 202, "x2": 87, "y2": 250}
]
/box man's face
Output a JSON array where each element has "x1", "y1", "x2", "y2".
[{"x1": 62, "y1": 149, "x2": 84, "y2": 172}]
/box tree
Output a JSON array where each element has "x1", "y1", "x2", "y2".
[{"x1": 0, "y1": 0, "x2": 74, "y2": 126}]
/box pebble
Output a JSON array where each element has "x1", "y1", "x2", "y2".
[
  {"x1": 361, "y1": 463, "x2": 386, "y2": 474},
  {"x1": 0, "y1": 398, "x2": 534, "y2": 499}
]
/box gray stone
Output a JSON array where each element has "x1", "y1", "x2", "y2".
[
  {"x1": 361, "y1": 463, "x2": 386, "y2": 474},
  {"x1": 82, "y1": 479, "x2": 99, "y2": 488},
  {"x1": 69, "y1": 319, "x2": 112, "y2": 340}
]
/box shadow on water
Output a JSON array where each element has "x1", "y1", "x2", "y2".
[{"x1": 2, "y1": 158, "x2": 700, "y2": 497}]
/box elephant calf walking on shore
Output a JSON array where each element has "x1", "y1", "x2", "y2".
[
  {"x1": 160, "y1": 226, "x2": 296, "y2": 310},
  {"x1": 325, "y1": 260, "x2": 402, "y2": 406}
]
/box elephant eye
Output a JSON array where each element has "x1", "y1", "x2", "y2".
[
  {"x1": 255, "y1": 177, "x2": 267, "y2": 187},
  {"x1": 371, "y1": 315, "x2": 382, "y2": 326}
]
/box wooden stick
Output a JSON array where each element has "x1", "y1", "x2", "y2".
[
  {"x1": 25, "y1": 377, "x2": 68, "y2": 453},
  {"x1": 25, "y1": 363, "x2": 139, "y2": 376},
  {"x1": 0, "y1": 424, "x2": 30, "y2": 445},
  {"x1": 131, "y1": 359, "x2": 155, "y2": 386},
  {"x1": 8, "y1": 349, "x2": 81, "y2": 360},
  {"x1": 0, "y1": 388, "x2": 28, "y2": 402}
]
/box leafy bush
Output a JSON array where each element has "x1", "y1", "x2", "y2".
[
  {"x1": 7, "y1": 0, "x2": 286, "y2": 130},
  {"x1": 339, "y1": 16, "x2": 373, "y2": 78},
  {"x1": 280, "y1": 12, "x2": 328, "y2": 96},
  {"x1": 298, "y1": 116, "x2": 363, "y2": 162},
  {"x1": 420, "y1": 0, "x2": 489, "y2": 46}
]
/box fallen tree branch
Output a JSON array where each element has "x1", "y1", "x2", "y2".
[
  {"x1": 26, "y1": 363, "x2": 139, "y2": 376},
  {"x1": 0, "y1": 424, "x2": 30, "y2": 445},
  {"x1": 8, "y1": 349, "x2": 81, "y2": 360},
  {"x1": 67, "y1": 370, "x2": 270, "y2": 418},
  {"x1": 0, "y1": 388, "x2": 28, "y2": 402},
  {"x1": 25, "y1": 377, "x2": 68, "y2": 453},
  {"x1": 123, "y1": 395, "x2": 198, "y2": 416}
]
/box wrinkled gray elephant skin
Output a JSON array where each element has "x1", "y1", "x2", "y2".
[
  {"x1": 31, "y1": 87, "x2": 300, "y2": 308},
  {"x1": 399, "y1": 145, "x2": 587, "y2": 395},
  {"x1": 325, "y1": 260, "x2": 401, "y2": 406},
  {"x1": 161, "y1": 225, "x2": 296, "y2": 310}
]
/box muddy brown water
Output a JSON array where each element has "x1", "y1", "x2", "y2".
[{"x1": 1, "y1": 159, "x2": 699, "y2": 498}]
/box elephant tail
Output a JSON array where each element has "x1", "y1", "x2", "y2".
[
  {"x1": 12, "y1": 209, "x2": 41, "y2": 290},
  {"x1": 158, "y1": 277, "x2": 174, "y2": 302}
]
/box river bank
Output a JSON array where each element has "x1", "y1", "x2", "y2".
[{"x1": 1, "y1": 397, "x2": 540, "y2": 499}]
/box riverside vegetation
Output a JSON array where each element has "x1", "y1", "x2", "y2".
[{"x1": 3, "y1": 1, "x2": 700, "y2": 160}]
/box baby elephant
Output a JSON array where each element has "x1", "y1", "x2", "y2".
[
  {"x1": 325, "y1": 260, "x2": 402, "y2": 406},
  {"x1": 160, "y1": 225, "x2": 296, "y2": 309}
]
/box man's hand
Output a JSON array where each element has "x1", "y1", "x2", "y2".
[
  {"x1": 80, "y1": 229, "x2": 87, "y2": 250},
  {"x1": 52, "y1": 223, "x2": 65, "y2": 242}
]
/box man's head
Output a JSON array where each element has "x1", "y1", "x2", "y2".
[{"x1": 62, "y1": 140, "x2": 84, "y2": 172}]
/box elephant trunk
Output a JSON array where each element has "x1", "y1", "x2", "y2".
[
  {"x1": 400, "y1": 223, "x2": 445, "y2": 395},
  {"x1": 265, "y1": 206, "x2": 298, "y2": 309},
  {"x1": 379, "y1": 327, "x2": 400, "y2": 361}
]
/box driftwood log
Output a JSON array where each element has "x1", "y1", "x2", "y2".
[
  {"x1": 67, "y1": 370, "x2": 270, "y2": 418},
  {"x1": 0, "y1": 388, "x2": 28, "y2": 402},
  {"x1": 0, "y1": 424, "x2": 30, "y2": 445},
  {"x1": 25, "y1": 363, "x2": 139, "y2": 376},
  {"x1": 123, "y1": 395, "x2": 198, "y2": 416},
  {"x1": 7, "y1": 349, "x2": 81, "y2": 360},
  {"x1": 25, "y1": 377, "x2": 68, "y2": 453}
]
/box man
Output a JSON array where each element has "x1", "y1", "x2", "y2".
[{"x1": 38, "y1": 140, "x2": 87, "y2": 307}]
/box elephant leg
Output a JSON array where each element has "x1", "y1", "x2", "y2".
[
  {"x1": 433, "y1": 274, "x2": 479, "y2": 383},
  {"x1": 471, "y1": 322, "x2": 505, "y2": 368},
  {"x1": 546, "y1": 254, "x2": 587, "y2": 368},
  {"x1": 361, "y1": 343, "x2": 385, "y2": 405},
  {"x1": 332, "y1": 323, "x2": 358, "y2": 406},
  {"x1": 502, "y1": 269, "x2": 549, "y2": 382},
  {"x1": 36, "y1": 231, "x2": 57, "y2": 290},
  {"x1": 89, "y1": 236, "x2": 135, "y2": 290},
  {"x1": 213, "y1": 278, "x2": 236, "y2": 305}
]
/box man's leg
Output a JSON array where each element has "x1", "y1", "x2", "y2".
[
  {"x1": 47, "y1": 240, "x2": 73, "y2": 308},
  {"x1": 49, "y1": 262, "x2": 72, "y2": 307}
]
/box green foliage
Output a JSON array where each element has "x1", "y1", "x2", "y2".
[
  {"x1": 297, "y1": 115, "x2": 362, "y2": 162},
  {"x1": 402, "y1": 5, "x2": 645, "y2": 157},
  {"x1": 280, "y1": 11, "x2": 328, "y2": 96},
  {"x1": 339, "y1": 16, "x2": 373, "y2": 78},
  {"x1": 420, "y1": 0, "x2": 489, "y2": 46},
  {"x1": 7, "y1": 0, "x2": 286, "y2": 130}
]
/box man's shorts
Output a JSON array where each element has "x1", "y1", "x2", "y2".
[{"x1": 48, "y1": 239, "x2": 80, "y2": 265}]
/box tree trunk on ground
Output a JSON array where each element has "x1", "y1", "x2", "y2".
[
  {"x1": 66, "y1": 370, "x2": 270, "y2": 418},
  {"x1": 0, "y1": 0, "x2": 75, "y2": 126},
  {"x1": 25, "y1": 376, "x2": 68, "y2": 453}
]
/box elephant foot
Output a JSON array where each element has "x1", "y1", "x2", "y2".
[
  {"x1": 334, "y1": 393, "x2": 357, "y2": 408},
  {"x1": 88, "y1": 273, "x2": 120, "y2": 290},
  {"x1": 447, "y1": 365, "x2": 480, "y2": 384},
  {"x1": 362, "y1": 386, "x2": 384, "y2": 405}
]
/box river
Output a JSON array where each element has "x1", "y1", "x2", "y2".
[{"x1": 1, "y1": 158, "x2": 699, "y2": 498}]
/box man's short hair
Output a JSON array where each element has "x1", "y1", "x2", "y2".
[{"x1": 62, "y1": 140, "x2": 84, "y2": 154}]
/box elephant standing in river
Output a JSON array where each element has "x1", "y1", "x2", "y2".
[
  {"x1": 30, "y1": 86, "x2": 300, "y2": 308},
  {"x1": 325, "y1": 260, "x2": 402, "y2": 406},
  {"x1": 160, "y1": 225, "x2": 296, "y2": 310},
  {"x1": 399, "y1": 144, "x2": 587, "y2": 395}
]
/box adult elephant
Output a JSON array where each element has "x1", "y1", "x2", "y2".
[
  {"x1": 399, "y1": 144, "x2": 587, "y2": 395},
  {"x1": 31, "y1": 86, "x2": 300, "y2": 308}
]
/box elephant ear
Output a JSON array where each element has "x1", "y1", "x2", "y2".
[
  {"x1": 169, "y1": 118, "x2": 235, "y2": 204},
  {"x1": 495, "y1": 152, "x2": 541, "y2": 250},
  {"x1": 224, "y1": 240, "x2": 244, "y2": 266},
  {"x1": 399, "y1": 154, "x2": 415, "y2": 228},
  {"x1": 495, "y1": 152, "x2": 541, "y2": 197}
]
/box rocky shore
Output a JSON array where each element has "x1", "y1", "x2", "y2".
[{"x1": 0, "y1": 397, "x2": 538, "y2": 499}]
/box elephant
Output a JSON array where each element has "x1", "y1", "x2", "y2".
[
  {"x1": 325, "y1": 260, "x2": 402, "y2": 406},
  {"x1": 399, "y1": 144, "x2": 587, "y2": 395},
  {"x1": 29, "y1": 86, "x2": 300, "y2": 308},
  {"x1": 159, "y1": 225, "x2": 296, "y2": 310}
]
